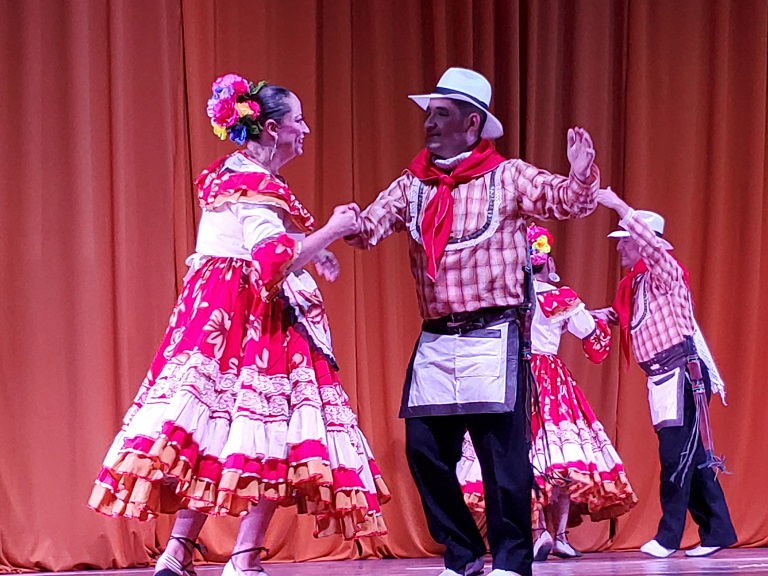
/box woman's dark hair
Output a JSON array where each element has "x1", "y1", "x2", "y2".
[
  {"x1": 255, "y1": 85, "x2": 292, "y2": 126},
  {"x1": 240, "y1": 84, "x2": 293, "y2": 142}
]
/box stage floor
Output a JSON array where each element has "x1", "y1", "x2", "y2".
[{"x1": 46, "y1": 549, "x2": 768, "y2": 576}]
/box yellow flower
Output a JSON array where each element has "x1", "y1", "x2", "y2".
[
  {"x1": 532, "y1": 235, "x2": 551, "y2": 253},
  {"x1": 211, "y1": 121, "x2": 228, "y2": 140},
  {"x1": 235, "y1": 101, "x2": 254, "y2": 118}
]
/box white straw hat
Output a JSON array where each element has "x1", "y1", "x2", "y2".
[
  {"x1": 607, "y1": 210, "x2": 674, "y2": 250},
  {"x1": 408, "y1": 67, "x2": 504, "y2": 140}
]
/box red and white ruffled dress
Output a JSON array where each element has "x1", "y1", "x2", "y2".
[
  {"x1": 89, "y1": 151, "x2": 389, "y2": 539},
  {"x1": 457, "y1": 281, "x2": 636, "y2": 525}
]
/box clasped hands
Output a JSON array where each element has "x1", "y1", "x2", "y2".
[{"x1": 313, "y1": 203, "x2": 362, "y2": 282}]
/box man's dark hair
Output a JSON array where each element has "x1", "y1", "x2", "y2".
[{"x1": 454, "y1": 99, "x2": 487, "y2": 140}]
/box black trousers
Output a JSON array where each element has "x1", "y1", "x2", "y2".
[
  {"x1": 655, "y1": 367, "x2": 737, "y2": 549},
  {"x1": 405, "y1": 374, "x2": 533, "y2": 576}
]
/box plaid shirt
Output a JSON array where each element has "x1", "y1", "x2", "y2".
[
  {"x1": 621, "y1": 209, "x2": 695, "y2": 363},
  {"x1": 348, "y1": 159, "x2": 599, "y2": 319}
]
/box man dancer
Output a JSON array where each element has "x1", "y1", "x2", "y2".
[
  {"x1": 596, "y1": 187, "x2": 736, "y2": 558},
  {"x1": 346, "y1": 67, "x2": 600, "y2": 576}
]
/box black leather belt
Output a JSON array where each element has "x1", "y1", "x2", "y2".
[
  {"x1": 638, "y1": 337, "x2": 696, "y2": 376},
  {"x1": 422, "y1": 306, "x2": 520, "y2": 335}
]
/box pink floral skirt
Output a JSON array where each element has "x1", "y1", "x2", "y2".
[
  {"x1": 89, "y1": 257, "x2": 389, "y2": 539},
  {"x1": 458, "y1": 353, "x2": 636, "y2": 525}
]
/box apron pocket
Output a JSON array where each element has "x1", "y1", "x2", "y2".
[
  {"x1": 454, "y1": 324, "x2": 508, "y2": 405},
  {"x1": 455, "y1": 326, "x2": 504, "y2": 378},
  {"x1": 647, "y1": 367, "x2": 683, "y2": 428},
  {"x1": 409, "y1": 332, "x2": 458, "y2": 407}
]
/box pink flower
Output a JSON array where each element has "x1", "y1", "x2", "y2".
[
  {"x1": 230, "y1": 77, "x2": 250, "y2": 95},
  {"x1": 211, "y1": 98, "x2": 239, "y2": 127},
  {"x1": 213, "y1": 73, "x2": 250, "y2": 96},
  {"x1": 527, "y1": 224, "x2": 553, "y2": 247}
]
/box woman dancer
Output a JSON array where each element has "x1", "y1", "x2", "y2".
[
  {"x1": 458, "y1": 225, "x2": 635, "y2": 561},
  {"x1": 89, "y1": 74, "x2": 389, "y2": 576}
]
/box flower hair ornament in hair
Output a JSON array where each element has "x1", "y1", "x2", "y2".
[
  {"x1": 527, "y1": 224, "x2": 553, "y2": 266},
  {"x1": 207, "y1": 74, "x2": 267, "y2": 145}
]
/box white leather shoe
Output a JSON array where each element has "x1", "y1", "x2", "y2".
[
  {"x1": 685, "y1": 545, "x2": 721, "y2": 557},
  {"x1": 221, "y1": 557, "x2": 269, "y2": 576},
  {"x1": 464, "y1": 557, "x2": 485, "y2": 575},
  {"x1": 223, "y1": 545, "x2": 270, "y2": 576},
  {"x1": 155, "y1": 553, "x2": 194, "y2": 576},
  {"x1": 640, "y1": 539, "x2": 676, "y2": 558},
  {"x1": 155, "y1": 536, "x2": 205, "y2": 576},
  {"x1": 487, "y1": 570, "x2": 523, "y2": 576},
  {"x1": 552, "y1": 537, "x2": 582, "y2": 559},
  {"x1": 437, "y1": 558, "x2": 485, "y2": 576},
  {"x1": 533, "y1": 531, "x2": 553, "y2": 562}
]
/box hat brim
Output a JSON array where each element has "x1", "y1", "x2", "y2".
[
  {"x1": 607, "y1": 230, "x2": 673, "y2": 250},
  {"x1": 408, "y1": 93, "x2": 504, "y2": 139}
]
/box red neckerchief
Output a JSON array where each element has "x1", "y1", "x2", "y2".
[
  {"x1": 407, "y1": 139, "x2": 506, "y2": 281},
  {"x1": 612, "y1": 258, "x2": 690, "y2": 366}
]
